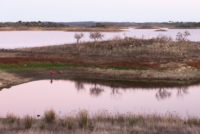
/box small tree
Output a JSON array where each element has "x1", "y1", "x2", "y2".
[
  {"x1": 89, "y1": 32, "x2": 104, "y2": 46},
  {"x1": 176, "y1": 31, "x2": 191, "y2": 41},
  {"x1": 74, "y1": 33, "x2": 84, "y2": 44}
]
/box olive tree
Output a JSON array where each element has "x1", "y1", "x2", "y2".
[
  {"x1": 74, "y1": 33, "x2": 84, "y2": 44},
  {"x1": 176, "y1": 31, "x2": 191, "y2": 41},
  {"x1": 89, "y1": 32, "x2": 104, "y2": 46}
]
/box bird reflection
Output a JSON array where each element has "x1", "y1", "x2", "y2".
[
  {"x1": 75, "y1": 82, "x2": 85, "y2": 91},
  {"x1": 90, "y1": 84, "x2": 104, "y2": 97},
  {"x1": 156, "y1": 88, "x2": 171, "y2": 100}
]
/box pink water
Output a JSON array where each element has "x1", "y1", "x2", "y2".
[
  {"x1": 0, "y1": 80, "x2": 200, "y2": 118},
  {"x1": 1, "y1": 28, "x2": 200, "y2": 49}
]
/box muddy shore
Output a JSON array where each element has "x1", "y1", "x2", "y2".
[{"x1": 1, "y1": 66, "x2": 200, "y2": 90}]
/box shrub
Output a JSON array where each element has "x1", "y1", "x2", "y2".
[
  {"x1": 187, "y1": 117, "x2": 200, "y2": 126},
  {"x1": 74, "y1": 33, "x2": 84, "y2": 44},
  {"x1": 4, "y1": 113, "x2": 18, "y2": 124},
  {"x1": 24, "y1": 115, "x2": 33, "y2": 129},
  {"x1": 77, "y1": 110, "x2": 88, "y2": 128},
  {"x1": 44, "y1": 109, "x2": 56, "y2": 123},
  {"x1": 176, "y1": 31, "x2": 191, "y2": 41}
]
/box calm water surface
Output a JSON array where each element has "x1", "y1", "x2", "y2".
[
  {"x1": 0, "y1": 80, "x2": 199, "y2": 117},
  {"x1": 0, "y1": 28, "x2": 200, "y2": 48}
]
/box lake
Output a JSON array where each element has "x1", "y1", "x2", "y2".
[
  {"x1": 0, "y1": 79, "x2": 200, "y2": 118},
  {"x1": 0, "y1": 28, "x2": 200, "y2": 49}
]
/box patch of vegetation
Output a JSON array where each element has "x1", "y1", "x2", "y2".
[
  {"x1": 3, "y1": 113, "x2": 19, "y2": 124},
  {"x1": 0, "y1": 61, "x2": 147, "y2": 71},
  {"x1": 20, "y1": 34, "x2": 200, "y2": 64},
  {"x1": 24, "y1": 115, "x2": 33, "y2": 129},
  {"x1": 77, "y1": 110, "x2": 88, "y2": 128},
  {"x1": 0, "y1": 21, "x2": 69, "y2": 27},
  {"x1": 44, "y1": 109, "x2": 56, "y2": 123},
  {"x1": 1, "y1": 109, "x2": 200, "y2": 134},
  {"x1": 162, "y1": 22, "x2": 200, "y2": 28}
]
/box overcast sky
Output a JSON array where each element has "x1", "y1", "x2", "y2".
[{"x1": 0, "y1": 0, "x2": 199, "y2": 22}]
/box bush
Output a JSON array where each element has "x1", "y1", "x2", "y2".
[
  {"x1": 4, "y1": 113, "x2": 18, "y2": 124},
  {"x1": 77, "y1": 110, "x2": 88, "y2": 128},
  {"x1": 24, "y1": 115, "x2": 33, "y2": 129},
  {"x1": 44, "y1": 109, "x2": 56, "y2": 123}
]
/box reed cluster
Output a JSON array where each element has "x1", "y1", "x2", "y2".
[{"x1": 1, "y1": 109, "x2": 200, "y2": 134}]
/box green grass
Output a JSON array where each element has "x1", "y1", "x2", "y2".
[
  {"x1": 0, "y1": 62, "x2": 146, "y2": 71},
  {"x1": 0, "y1": 62, "x2": 83, "y2": 70}
]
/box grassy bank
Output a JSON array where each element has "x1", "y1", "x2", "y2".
[
  {"x1": 0, "y1": 62, "x2": 80, "y2": 70},
  {"x1": 1, "y1": 35, "x2": 200, "y2": 71},
  {"x1": 1, "y1": 109, "x2": 200, "y2": 134},
  {"x1": 0, "y1": 61, "x2": 146, "y2": 71},
  {"x1": 18, "y1": 35, "x2": 200, "y2": 63}
]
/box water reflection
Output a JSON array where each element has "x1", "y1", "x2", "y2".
[
  {"x1": 90, "y1": 84, "x2": 104, "y2": 97},
  {"x1": 0, "y1": 79, "x2": 200, "y2": 117},
  {"x1": 155, "y1": 88, "x2": 172, "y2": 100},
  {"x1": 177, "y1": 87, "x2": 189, "y2": 97},
  {"x1": 50, "y1": 79, "x2": 53, "y2": 84},
  {"x1": 75, "y1": 81, "x2": 85, "y2": 91},
  {"x1": 73, "y1": 79, "x2": 191, "y2": 100}
]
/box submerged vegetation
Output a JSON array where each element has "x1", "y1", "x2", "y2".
[{"x1": 1, "y1": 109, "x2": 200, "y2": 133}]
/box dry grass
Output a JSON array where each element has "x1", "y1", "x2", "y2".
[
  {"x1": 43, "y1": 109, "x2": 56, "y2": 123},
  {"x1": 2, "y1": 113, "x2": 19, "y2": 124},
  {"x1": 1, "y1": 109, "x2": 200, "y2": 134},
  {"x1": 18, "y1": 36, "x2": 200, "y2": 63},
  {"x1": 24, "y1": 115, "x2": 33, "y2": 129},
  {"x1": 1, "y1": 35, "x2": 200, "y2": 70},
  {"x1": 187, "y1": 60, "x2": 200, "y2": 68}
]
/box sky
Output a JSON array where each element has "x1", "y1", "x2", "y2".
[{"x1": 0, "y1": 0, "x2": 200, "y2": 22}]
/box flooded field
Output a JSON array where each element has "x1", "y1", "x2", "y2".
[
  {"x1": 0, "y1": 79, "x2": 200, "y2": 118},
  {"x1": 0, "y1": 28, "x2": 200, "y2": 48}
]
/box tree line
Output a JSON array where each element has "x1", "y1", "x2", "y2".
[{"x1": 0, "y1": 21, "x2": 69, "y2": 27}]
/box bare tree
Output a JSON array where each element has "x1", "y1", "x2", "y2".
[
  {"x1": 74, "y1": 33, "x2": 84, "y2": 44},
  {"x1": 176, "y1": 31, "x2": 191, "y2": 41},
  {"x1": 89, "y1": 32, "x2": 104, "y2": 46}
]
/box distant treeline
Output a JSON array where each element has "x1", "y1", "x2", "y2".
[
  {"x1": 0, "y1": 21, "x2": 139, "y2": 28},
  {"x1": 57, "y1": 21, "x2": 140, "y2": 27},
  {"x1": 0, "y1": 21, "x2": 69, "y2": 27},
  {"x1": 163, "y1": 22, "x2": 200, "y2": 28}
]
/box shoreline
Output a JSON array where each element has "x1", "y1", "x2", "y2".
[
  {"x1": 0, "y1": 27, "x2": 124, "y2": 32},
  {"x1": 1, "y1": 67, "x2": 200, "y2": 90}
]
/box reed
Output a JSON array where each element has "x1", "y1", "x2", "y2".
[
  {"x1": 24, "y1": 115, "x2": 33, "y2": 129},
  {"x1": 1, "y1": 109, "x2": 200, "y2": 133},
  {"x1": 43, "y1": 109, "x2": 56, "y2": 123}
]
